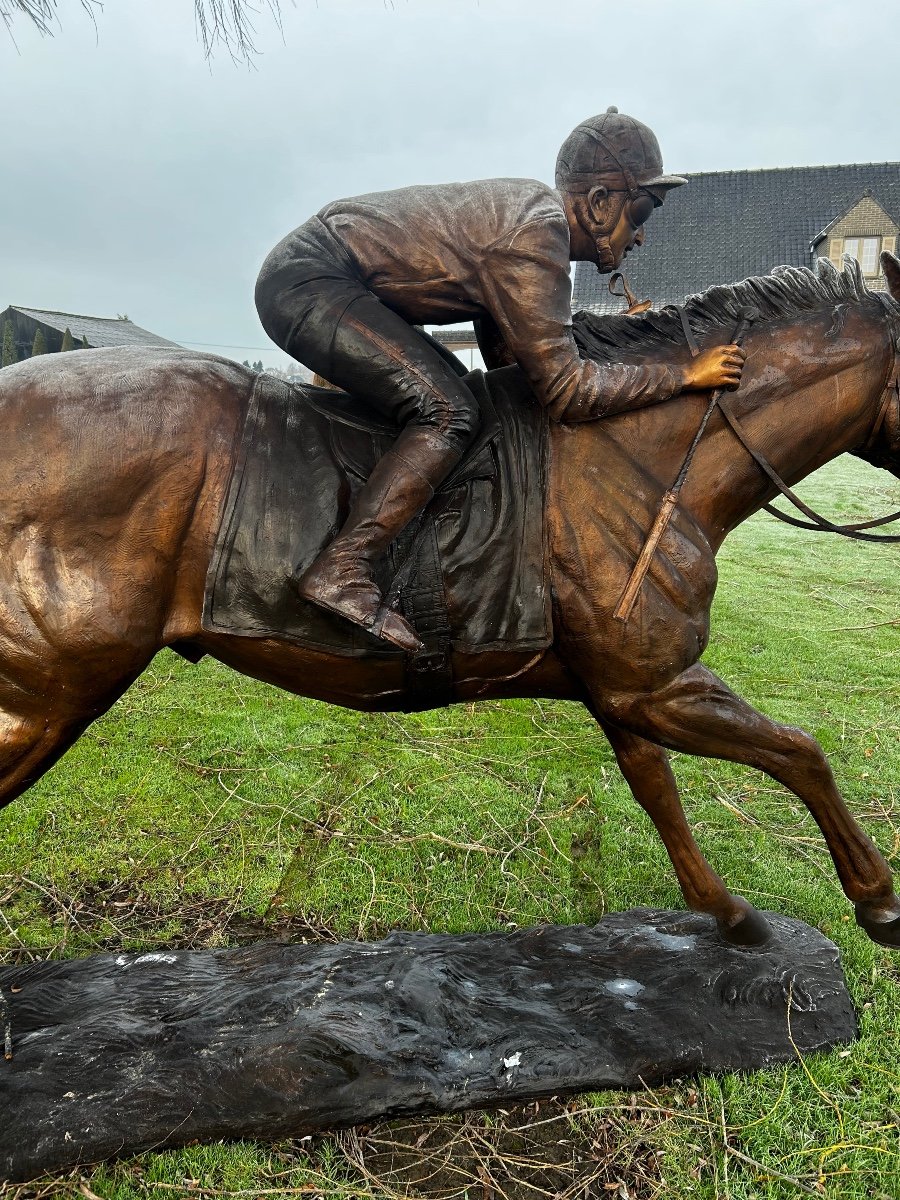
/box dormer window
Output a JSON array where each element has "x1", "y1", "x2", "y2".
[
  {"x1": 843, "y1": 236, "x2": 881, "y2": 276},
  {"x1": 824, "y1": 194, "x2": 898, "y2": 291}
]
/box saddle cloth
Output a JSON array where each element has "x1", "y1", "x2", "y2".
[{"x1": 202, "y1": 367, "x2": 551, "y2": 672}]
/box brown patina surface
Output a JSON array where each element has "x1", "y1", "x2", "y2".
[{"x1": 0, "y1": 256, "x2": 898, "y2": 948}]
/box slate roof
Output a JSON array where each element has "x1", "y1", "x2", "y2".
[
  {"x1": 572, "y1": 162, "x2": 900, "y2": 315},
  {"x1": 431, "y1": 328, "x2": 478, "y2": 345},
  {"x1": 5, "y1": 307, "x2": 180, "y2": 349}
]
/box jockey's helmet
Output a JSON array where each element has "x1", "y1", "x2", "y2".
[{"x1": 555, "y1": 107, "x2": 687, "y2": 203}]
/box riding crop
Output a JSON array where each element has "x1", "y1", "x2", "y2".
[{"x1": 614, "y1": 306, "x2": 757, "y2": 622}]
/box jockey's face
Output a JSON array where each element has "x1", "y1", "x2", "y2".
[
  {"x1": 605, "y1": 190, "x2": 657, "y2": 266},
  {"x1": 562, "y1": 186, "x2": 659, "y2": 268}
]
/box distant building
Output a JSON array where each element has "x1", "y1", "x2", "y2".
[
  {"x1": 0, "y1": 306, "x2": 179, "y2": 362},
  {"x1": 429, "y1": 326, "x2": 485, "y2": 371},
  {"x1": 572, "y1": 162, "x2": 900, "y2": 316}
]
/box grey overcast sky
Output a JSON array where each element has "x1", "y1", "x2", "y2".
[{"x1": 2, "y1": 0, "x2": 897, "y2": 367}]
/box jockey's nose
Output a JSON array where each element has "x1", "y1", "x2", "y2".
[{"x1": 634, "y1": 227, "x2": 646, "y2": 248}]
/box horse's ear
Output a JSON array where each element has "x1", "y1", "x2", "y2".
[{"x1": 882, "y1": 251, "x2": 900, "y2": 301}]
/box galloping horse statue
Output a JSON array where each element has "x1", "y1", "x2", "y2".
[{"x1": 1, "y1": 255, "x2": 899, "y2": 949}]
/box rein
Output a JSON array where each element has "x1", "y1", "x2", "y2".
[
  {"x1": 614, "y1": 307, "x2": 755, "y2": 621},
  {"x1": 716, "y1": 327, "x2": 900, "y2": 545},
  {"x1": 616, "y1": 304, "x2": 900, "y2": 622}
]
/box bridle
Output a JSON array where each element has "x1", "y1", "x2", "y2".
[
  {"x1": 681, "y1": 306, "x2": 900, "y2": 544},
  {"x1": 616, "y1": 302, "x2": 900, "y2": 621}
]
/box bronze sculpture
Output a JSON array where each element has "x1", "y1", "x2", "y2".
[
  {"x1": 0, "y1": 251, "x2": 898, "y2": 949},
  {"x1": 254, "y1": 108, "x2": 744, "y2": 652}
]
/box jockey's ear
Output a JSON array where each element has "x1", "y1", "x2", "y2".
[
  {"x1": 586, "y1": 184, "x2": 614, "y2": 229},
  {"x1": 882, "y1": 251, "x2": 900, "y2": 302}
]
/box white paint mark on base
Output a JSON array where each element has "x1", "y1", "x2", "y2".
[
  {"x1": 604, "y1": 978, "x2": 644, "y2": 997},
  {"x1": 650, "y1": 932, "x2": 696, "y2": 951}
]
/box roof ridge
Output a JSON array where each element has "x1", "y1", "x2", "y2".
[
  {"x1": 11, "y1": 306, "x2": 134, "y2": 323},
  {"x1": 679, "y1": 162, "x2": 900, "y2": 178}
]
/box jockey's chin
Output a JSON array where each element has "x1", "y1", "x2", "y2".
[
  {"x1": 606, "y1": 215, "x2": 646, "y2": 271},
  {"x1": 607, "y1": 244, "x2": 635, "y2": 272}
]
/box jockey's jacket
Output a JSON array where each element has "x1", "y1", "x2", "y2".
[{"x1": 275, "y1": 178, "x2": 683, "y2": 423}]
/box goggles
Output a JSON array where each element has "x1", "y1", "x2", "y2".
[{"x1": 625, "y1": 190, "x2": 659, "y2": 230}]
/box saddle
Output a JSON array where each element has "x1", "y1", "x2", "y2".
[{"x1": 202, "y1": 368, "x2": 551, "y2": 703}]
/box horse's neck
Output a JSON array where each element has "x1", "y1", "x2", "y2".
[
  {"x1": 559, "y1": 304, "x2": 894, "y2": 551},
  {"x1": 682, "y1": 306, "x2": 894, "y2": 542}
]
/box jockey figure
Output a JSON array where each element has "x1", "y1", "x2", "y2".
[{"x1": 255, "y1": 107, "x2": 745, "y2": 654}]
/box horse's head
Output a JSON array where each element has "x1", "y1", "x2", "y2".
[{"x1": 851, "y1": 250, "x2": 900, "y2": 480}]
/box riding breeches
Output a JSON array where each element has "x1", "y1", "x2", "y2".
[{"x1": 254, "y1": 222, "x2": 481, "y2": 457}]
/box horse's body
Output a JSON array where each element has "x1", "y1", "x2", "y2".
[{"x1": 2, "y1": 258, "x2": 900, "y2": 947}]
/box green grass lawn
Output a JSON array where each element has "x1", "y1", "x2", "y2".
[{"x1": 1, "y1": 454, "x2": 899, "y2": 1199}]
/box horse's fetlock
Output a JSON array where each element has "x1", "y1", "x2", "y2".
[{"x1": 782, "y1": 725, "x2": 820, "y2": 758}]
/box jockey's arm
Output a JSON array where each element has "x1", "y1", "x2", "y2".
[{"x1": 480, "y1": 218, "x2": 693, "y2": 423}]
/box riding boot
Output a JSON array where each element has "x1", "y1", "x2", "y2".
[{"x1": 294, "y1": 431, "x2": 462, "y2": 652}]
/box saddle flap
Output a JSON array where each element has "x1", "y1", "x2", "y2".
[
  {"x1": 202, "y1": 367, "x2": 551, "y2": 671},
  {"x1": 301, "y1": 384, "x2": 398, "y2": 436}
]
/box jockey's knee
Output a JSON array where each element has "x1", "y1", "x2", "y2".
[{"x1": 421, "y1": 389, "x2": 480, "y2": 454}]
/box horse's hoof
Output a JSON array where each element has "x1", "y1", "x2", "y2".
[
  {"x1": 855, "y1": 897, "x2": 900, "y2": 947},
  {"x1": 717, "y1": 898, "x2": 772, "y2": 947}
]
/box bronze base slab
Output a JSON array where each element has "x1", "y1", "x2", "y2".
[{"x1": 0, "y1": 908, "x2": 856, "y2": 1181}]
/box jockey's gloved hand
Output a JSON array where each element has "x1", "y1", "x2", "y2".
[{"x1": 683, "y1": 345, "x2": 746, "y2": 392}]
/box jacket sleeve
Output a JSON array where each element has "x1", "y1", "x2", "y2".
[{"x1": 478, "y1": 216, "x2": 685, "y2": 422}]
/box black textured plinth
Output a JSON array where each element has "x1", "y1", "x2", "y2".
[{"x1": 0, "y1": 909, "x2": 856, "y2": 1181}]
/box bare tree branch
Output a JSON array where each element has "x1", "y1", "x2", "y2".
[
  {"x1": 0, "y1": 0, "x2": 283, "y2": 57},
  {"x1": 0, "y1": 0, "x2": 86, "y2": 37},
  {"x1": 192, "y1": 0, "x2": 283, "y2": 59}
]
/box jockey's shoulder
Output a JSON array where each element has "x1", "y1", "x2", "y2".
[{"x1": 319, "y1": 178, "x2": 566, "y2": 227}]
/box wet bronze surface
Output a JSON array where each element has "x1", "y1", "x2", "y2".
[
  {"x1": 0, "y1": 910, "x2": 856, "y2": 1180},
  {"x1": 0, "y1": 257, "x2": 897, "y2": 952}
]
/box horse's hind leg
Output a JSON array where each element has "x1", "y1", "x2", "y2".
[
  {"x1": 600, "y1": 664, "x2": 900, "y2": 946},
  {"x1": 601, "y1": 721, "x2": 771, "y2": 946},
  {"x1": 0, "y1": 655, "x2": 150, "y2": 814},
  {"x1": 0, "y1": 708, "x2": 93, "y2": 813}
]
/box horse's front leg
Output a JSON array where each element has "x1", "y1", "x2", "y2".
[
  {"x1": 600, "y1": 720, "x2": 771, "y2": 946},
  {"x1": 599, "y1": 664, "x2": 900, "y2": 947}
]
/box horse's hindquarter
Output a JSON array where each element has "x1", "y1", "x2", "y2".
[
  {"x1": 0, "y1": 350, "x2": 245, "y2": 700},
  {"x1": 547, "y1": 401, "x2": 719, "y2": 691}
]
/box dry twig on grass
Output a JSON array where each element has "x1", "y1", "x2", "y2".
[{"x1": 334, "y1": 1099, "x2": 667, "y2": 1200}]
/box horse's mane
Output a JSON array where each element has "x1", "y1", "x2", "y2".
[{"x1": 573, "y1": 256, "x2": 900, "y2": 363}]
